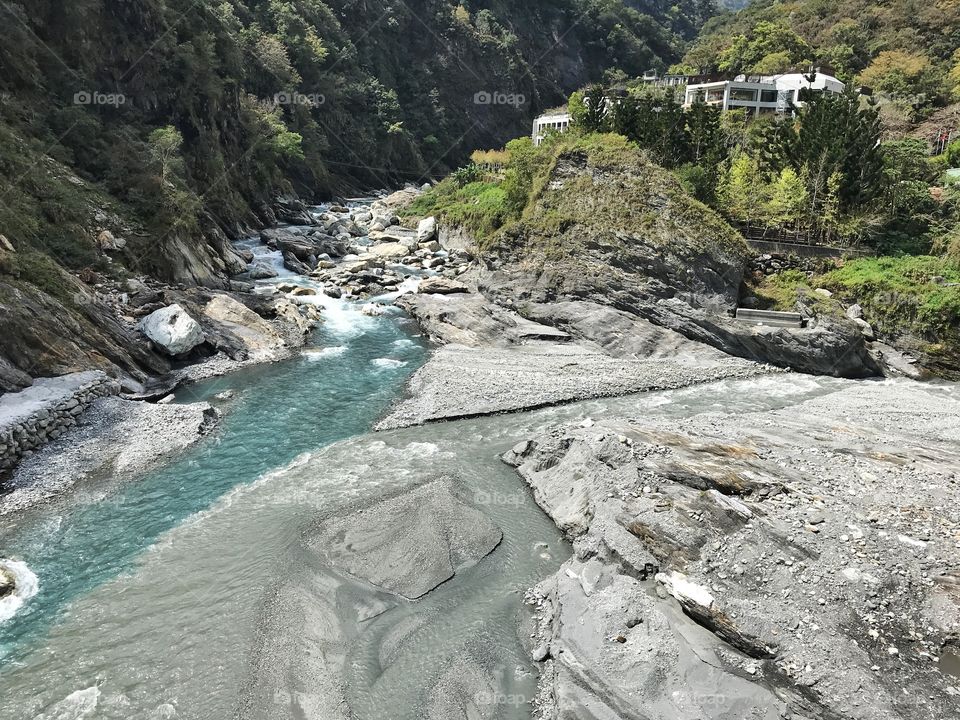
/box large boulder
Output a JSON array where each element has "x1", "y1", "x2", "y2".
[
  {"x1": 248, "y1": 261, "x2": 278, "y2": 280},
  {"x1": 97, "y1": 230, "x2": 126, "y2": 251},
  {"x1": 137, "y1": 304, "x2": 205, "y2": 356},
  {"x1": 202, "y1": 295, "x2": 286, "y2": 360},
  {"x1": 417, "y1": 216, "x2": 437, "y2": 244},
  {"x1": 368, "y1": 242, "x2": 409, "y2": 259},
  {"x1": 369, "y1": 226, "x2": 418, "y2": 248}
]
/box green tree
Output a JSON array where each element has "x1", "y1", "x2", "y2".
[
  {"x1": 148, "y1": 126, "x2": 185, "y2": 186},
  {"x1": 719, "y1": 22, "x2": 813, "y2": 75},
  {"x1": 578, "y1": 85, "x2": 610, "y2": 133},
  {"x1": 793, "y1": 89, "x2": 885, "y2": 210},
  {"x1": 763, "y1": 167, "x2": 808, "y2": 228},
  {"x1": 719, "y1": 152, "x2": 766, "y2": 226}
]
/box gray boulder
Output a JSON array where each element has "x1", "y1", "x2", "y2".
[
  {"x1": 417, "y1": 216, "x2": 438, "y2": 243},
  {"x1": 0, "y1": 565, "x2": 15, "y2": 598},
  {"x1": 137, "y1": 304, "x2": 205, "y2": 356}
]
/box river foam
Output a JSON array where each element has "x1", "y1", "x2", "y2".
[
  {"x1": 35, "y1": 685, "x2": 100, "y2": 720},
  {"x1": 0, "y1": 559, "x2": 39, "y2": 624}
]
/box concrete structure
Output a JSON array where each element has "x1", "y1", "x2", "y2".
[
  {"x1": 532, "y1": 112, "x2": 572, "y2": 146},
  {"x1": 684, "y1": 73, "x2": 845, "y2": 116},
  {"x1": 530, "y1": 72, "x2": 845, "y2": 145},
  {"x1": 735, "y1": 308, "x2": 805, "y2": 328},
  {"x1": 0, "y1": 371, "x2": 120, "y2": 472}
]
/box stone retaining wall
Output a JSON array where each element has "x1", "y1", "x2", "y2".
[
  {"x1": 750, "y1": 251, "x2": 832, "y2": 276},
  {"x1": 0, "y1": 371, "x2": 120, "y2": 473}
]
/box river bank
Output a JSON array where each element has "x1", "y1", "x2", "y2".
[{"x1": 1, "y1": 189, "x2": 958, "y2": 720}]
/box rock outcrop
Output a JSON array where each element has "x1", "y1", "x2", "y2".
[
  {"x1": 378, "y1": 292, "x2": 773, "y2": 430},
  {"x1": 0, "y1": 278, "x2": 170, "y2": 393},
  {"x1": 242, "y1": 477, "x2": 504, "y2": 720},
  {"x1": 505, "y1": 380, "x2": 960, "y2": 720},
  {"x1": 309, "y1": 479, "x2": 503, "y2": 599},
  {"x1": 477, "y1": 140, "x2": 878, "y2": 378}
]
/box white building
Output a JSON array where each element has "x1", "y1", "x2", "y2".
[
  {"x1": 683, "y1": 73, "x2": 845, "y2": 116},
  {"x1": 532, "y1": 112, "x2": 571, "y2": 146}
]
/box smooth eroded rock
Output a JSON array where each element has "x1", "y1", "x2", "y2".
[
  {"x1": 137, "y1": 304, "x2": 205, "y2": 356},
  {"x1": 309, "y1": 479, "x2": 502, "y2": 599}
]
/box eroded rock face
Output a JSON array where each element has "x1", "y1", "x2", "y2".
[
  {"x1": 309, "y1": 479, "x2": 503, "y2": 599},
  {"x1": 508, "y1": 381, "x2": 960, "y2": 720},
  {"x1": 137, "y1": 304, "x2": 205, "y2": 356}
]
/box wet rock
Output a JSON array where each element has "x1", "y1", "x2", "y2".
[
  {"x1": 248, "y1": 261, "x2": 278, "y2": 280},
  {"x1": 361, "y1": 303, "x2": 387, "y2": 317},
  {"x1": 0, "y1": 565, "x2": 16, "y2": 598}
]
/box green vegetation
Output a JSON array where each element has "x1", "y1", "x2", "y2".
[
  {"x1": 0, "y1": 0, "x2": 715, "y2": 286},
  {"x1": 406, "y1": 180, "x2": 510, "y2": 240},
  {"x1": 748, "y1": 254, "x2": 960, "y2": 374},
  {"x1": 410, "y1": 130, "x2": 748, "y2": 269},
  {"x1": 821, "y1": 256, "x2": 960, "y2": 338},
  {"x1": 569, "y1": 82, "x2": 959, "y2": 253},
  {"x1": 679, "y1": 0, "x2": 960, "y2": 119}
]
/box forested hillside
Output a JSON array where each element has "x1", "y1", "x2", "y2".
[
  {"x1": 0, "y1": 0, "x2": 713, "y2": 278},
  {"x1": 678, "y1": 0, "x2": 960, "y2": 121}
]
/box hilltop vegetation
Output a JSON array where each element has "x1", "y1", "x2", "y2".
[{"x1": 676, "y1": 0, "x2": 960, "y2": 121}]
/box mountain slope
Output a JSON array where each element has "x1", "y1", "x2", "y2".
[{"x1": 0, "y1": 0, "x2": 717, "y2": 389}]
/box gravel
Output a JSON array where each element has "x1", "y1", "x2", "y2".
[{"x1": 1, "y1": 396, "x2": 219, "y2": 516}]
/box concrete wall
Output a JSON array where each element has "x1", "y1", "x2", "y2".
[
  {"x1": 747, "y1": 240, "x2": 873, "y2": 258},
  {"x1": 0, "y1": 371, "x2": 120, "y2": 473}
]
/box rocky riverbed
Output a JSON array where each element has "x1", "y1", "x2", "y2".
[
  {"x1": 2, "y1": 183, "x2": 958, "y2": 720},
  {"x1": 505, "y1": 379, "x2": 960, "y2": 720}
]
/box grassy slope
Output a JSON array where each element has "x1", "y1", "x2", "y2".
[{"x1": 409, "y1": 133, "x2": 747, "y2": 262}]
